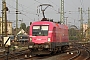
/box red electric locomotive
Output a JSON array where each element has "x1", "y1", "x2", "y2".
[{"x1": 28, "y1": 18, "x2": 69, "y2": 55}]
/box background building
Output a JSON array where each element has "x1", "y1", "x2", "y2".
[
  {"x1": 83, "y1": 24, "x2": 88, "y2": 32},
  {"x1": 0, "y1": 17, "x2": 12, "y2": 35}
]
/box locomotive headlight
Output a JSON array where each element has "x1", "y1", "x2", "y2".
[
  {"x1": 30, "y1": 38, "x2": 32, "y2": 42},
  {"x1": 45, "y1": 45, "x2": 49, "y2": 48},
  {"x1": 48, "y1": 38, "x2": 51, "y2": 42}
]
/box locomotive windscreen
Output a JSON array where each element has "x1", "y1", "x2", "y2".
[{"x1": 32, "y1": 25, "x2": 48, "y2": 36}]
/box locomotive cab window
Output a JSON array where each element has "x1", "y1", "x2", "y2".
[{"x1": 32, "y1": 25, "x2": 48, "y2": 36}]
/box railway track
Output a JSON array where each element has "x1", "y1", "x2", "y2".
[
  {"x1": 0, "y1": 48, "x2": 30, "y2": 60},
  {"x1": 67, "y1": 42, "x2": 90, "y2": 60},
  {"x1": 1, "y1": 41, "x2": 90, "y2": 60},
  {"x1": 49, "y1": 42, "x2": 90, "y2": 60},
  {"x1": 0, "y1": 45, "x2": 72, "y2": 60},
  {"x1": 12, "y1": 45, "x2": 78, "y2": 60}
]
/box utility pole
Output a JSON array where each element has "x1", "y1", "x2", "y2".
[
  {"x1": 88, "y1": 8, "x2": 90, "y2": 28},
  {"x1": 2, "y1": 0, "x2": 8, "y2": 37},
  {"x1": 16, "y1": 0, "x2": 18, "y2": 35},
  {"x1": 64, "y1": 17, "x2": 68, "y2": 25},
  {"x1": 37, "y1": 7, "x2": 40, "y2": 20},
  {"x1": 87, "y1": 7, "x2": 90, "y2": 40},
  {"x1": 2, "y1": 0, "x2": 8, "y2": 48},
  {"x1": 60, "y1": 0, "x2": 64, "y2": 24},
  {"x1": 19, "y1": 19, "x2": 23, "y2": 30},
  {"x1": 78, "y1": 7, "x2": 83, "y2": 40}
]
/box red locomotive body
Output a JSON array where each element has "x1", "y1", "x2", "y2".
[{"x1": 28, "y1": 19, "x2": 69, "y2": 55}]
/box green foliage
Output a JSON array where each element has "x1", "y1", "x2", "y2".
[
  {"x1": 20, "y1": 23, "x2": 30, "y2": 35},
  {"x1": 20, "y1": 23, "x2": 26, "y2": 31},
  {"x1": 26, "y1": 26, "x2": 30, "y2": 34},
  {"x1": 69, "y1": 36, "x2": 78, "y2": 40},
  {"x1": 69, "y1": 28, "x2": 78, "y2": 40}
]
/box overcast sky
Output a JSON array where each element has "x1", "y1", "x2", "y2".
[{"x1": 0, "y1": 0, "x2": 90, "y2": 28}]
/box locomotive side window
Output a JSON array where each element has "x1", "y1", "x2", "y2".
[{"x1": 32, "y1": 25, "x2": 48, "y2": 36}]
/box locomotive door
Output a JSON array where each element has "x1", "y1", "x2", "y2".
[{"x1": 53, "y1": 27, "x2": 56, "y2": 42}]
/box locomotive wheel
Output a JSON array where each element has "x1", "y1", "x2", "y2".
[{"x1": 61, "y1": 46, "x2": 67, "y2": 53}]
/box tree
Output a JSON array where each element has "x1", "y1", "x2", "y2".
[
  {"x1": 69, "y1": 28, "x2": 78, "y2": 40},
  {"x1": 20, "y1": 23, "x2": 26, "y2": 31},
  {"x1": 26, "y1": 26, "x2": 30, "y2": 34}
]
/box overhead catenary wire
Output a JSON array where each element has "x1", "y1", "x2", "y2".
[
  {"x1": 0, "y1": 0, "x2": 89, "y2": 27},
  {"x1": 7, "y1": 0, "x2": 37, "y2": 15},
  {"x1": 6, "y1": 0, "x2": 77, "y2": 19},
  {"x1": 6, "y1": 0, "x2": 58, "y2": 21},
  {"x1": 13, "y1": 0, "x2": 80, "y2": 24},
  {"x1": 5, "y1": 2, "x2": 34, "y2": 20}
]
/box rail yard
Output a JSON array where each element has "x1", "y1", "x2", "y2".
[
  {"x1": 0, "y1": 41, "x2": 90, "y2": 60},
  {"x1": 0, "y1": 0, "x2": 90, "y2": 60}
]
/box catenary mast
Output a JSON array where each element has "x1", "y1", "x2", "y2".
[
  {"x1": 2, "y1": 0, "x2": 8, "y2": 47},
  {"x1": 16, "y1": 0, "x2": 18, "y2": 35},
  {"x1": 60, "y1": 0, "x2": 64, "y2": 24},
  {"x1": 88, "y1": 8, "x2": 90, "y2": 28},
  {"x1": 2, "y1": 0, "x2": 8, "y2": 37}
]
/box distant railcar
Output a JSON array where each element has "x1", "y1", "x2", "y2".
[
  {"x1": 28, "y1": 18, "x2": 69, "y2": 55},
  {"x1": 8, "y1": 35, "x2": 15, "y2": 42},
  {"x1": 17, "y1": 35, "x2": 29, "y2": 42}
]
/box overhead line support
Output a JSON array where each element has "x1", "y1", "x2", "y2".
[{"x1": 60, "y1": 0, "x2": 64, "y2": 24}]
